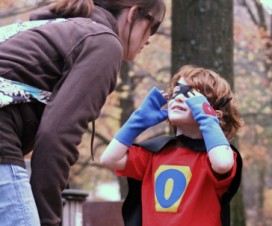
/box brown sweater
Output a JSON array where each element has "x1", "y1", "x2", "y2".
[{"x1": 0, "y1": 6, "x2": 123, "y2": 225}]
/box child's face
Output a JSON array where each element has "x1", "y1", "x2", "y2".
[{"x1": 168, "y1": 77, "x2": 200, "y2": 135}]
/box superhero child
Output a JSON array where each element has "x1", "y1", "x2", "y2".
[{"x1": 101, "y1": 65, "x2": 243, "y2": 226}]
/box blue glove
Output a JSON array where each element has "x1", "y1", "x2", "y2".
[
  {"x1": 186, "y1": 95, "x2": 229, "y2": 151},
  {"x1": 115, "y1": 87, "x2": 168, "y2": 146}
]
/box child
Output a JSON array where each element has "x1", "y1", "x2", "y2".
[{"x1": 101, "y1": 65, "x2": 243, "y2": 226}]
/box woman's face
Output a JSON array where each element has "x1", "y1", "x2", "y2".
[
  {"x1": 124, "y1": 19, "x2": 151, "y2": 61},
  {"x1": 120, "y1": 7, "x2": 161, "y2": 61}
]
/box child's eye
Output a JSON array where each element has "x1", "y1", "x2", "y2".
[
  {"x1": 173, "y1": 87, "x2": 180, "y2": 94},
  {"x1": 170, "y1": 90, "x2": 179, "y2": 99}
]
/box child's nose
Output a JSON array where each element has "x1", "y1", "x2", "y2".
[{"x1": 174, "y1": 93, "x2": 186, "y2": 102}]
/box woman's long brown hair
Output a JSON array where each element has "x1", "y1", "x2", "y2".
[
  {"x1": 50, "y1": 0, "x2": 94, "y2": 17},
  {"x1": 50, "y1": 0, "x2": 165, "y2": 20},
  {"x1": 50, "y1": 0, "x2": 165, "y2": 57}
]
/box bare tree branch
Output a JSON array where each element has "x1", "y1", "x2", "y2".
[
  {"x1": 241, "y1": 0, "x2": 259, "y2": 26},
  {"x1": 253, "y1": 0, "x2": 267, "y2": 30}
]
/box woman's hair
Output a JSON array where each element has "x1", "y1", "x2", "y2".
[
  {"x1": 50, "y1": 0, "x2": 165, "y2": 56},
  {"x1": 50, "y1": 0, "x2": 95, "y2": 17},
  {"x1": 50, "y1": 0, "x2": 165, "y2": 23},
  {"x1": 169, "y1": 65, "x2": 243, "y2": 140},
  {"x1": 92, "y1": 0, "x2": 166, "y2": 54}
]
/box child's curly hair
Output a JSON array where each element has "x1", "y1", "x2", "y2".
[{"x1": 169, "y1": 65, "x2": 243, "y2": 140}]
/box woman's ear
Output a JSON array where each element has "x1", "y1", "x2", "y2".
[
  {"x1": 216, "y1": 110, "x2": 223, "y2": 119},
  {"x1": 127, "y1": 5, "x2": 139, "y2": 23}
]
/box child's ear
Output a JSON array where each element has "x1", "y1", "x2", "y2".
[
  {"x1": 216, "y1": 110, "x2": 223, "y2": 119},
  {"x1": 127, "y1": 5, "x2": 139, "y2": 23}
]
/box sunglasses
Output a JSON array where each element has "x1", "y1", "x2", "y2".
[{"x1": 144, "y1": 14, "x2": 161, "y2": 36}]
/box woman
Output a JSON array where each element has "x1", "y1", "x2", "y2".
[{"x1": 0, "y1": 0, "x2": 166, "y2": 225}]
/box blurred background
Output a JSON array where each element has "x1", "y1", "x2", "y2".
[{"x1": 1, "y1": 0, "x2": 271, "y2": 225}]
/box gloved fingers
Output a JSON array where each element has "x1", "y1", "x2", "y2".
[
  {"x1": 160, "y1": 109, "x2": 168, "y2": 120},
  {"x1": 144, "y1": 87, "x2": 167, "y2": 107},
  {"x1": 187, "y1": 89, "x2": 202, "y2": 98},
  {"x1": 185, "y1": 95, "x2": 209, "y2": 111}
]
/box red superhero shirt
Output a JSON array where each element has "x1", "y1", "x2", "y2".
[{"x1": 116, "y1": 143, "x2": 237, "y2": 226}]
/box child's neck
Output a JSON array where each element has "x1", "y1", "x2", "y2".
[{"x1": 176, "y1": 127, "x2": 202, "y2": 139}]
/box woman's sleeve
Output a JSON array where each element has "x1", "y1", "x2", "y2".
[{"x1": 34, "y1": 32, "x2": 123, "y2": 163}]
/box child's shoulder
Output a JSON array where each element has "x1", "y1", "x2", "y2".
[{"x1": 134, "y1": 134, "x2": 207, "y2": 153}]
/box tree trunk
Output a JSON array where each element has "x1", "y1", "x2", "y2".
[
  {"x1": 256, "y1": 161, "x2": 266, "y2": 226},
  {"x1": 116, "y1": 61, "x2": 132, "y2": 199},
  {"x1": 171, "y1": 0, "x2": 246, "y2": 225},
  {"x1": 171, "y1": 0, "x2": 233, "y2": 86},
  {"x1": 231, "y1": 186, "x2": 246, "y2": 226}
]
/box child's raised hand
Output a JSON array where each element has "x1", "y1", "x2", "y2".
[
  {"x1": 114, "y1": 87, "x2": 168, "y2": 147},
  {"x1": 185, "y1": 91, "x2": 229, "y2": 151},
  {"x1": 186, "y1": 89, "x2": 204, "y2": 98},
  {"x1": 160, "y1": 89, "x2": 170, "y2": 101}
]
